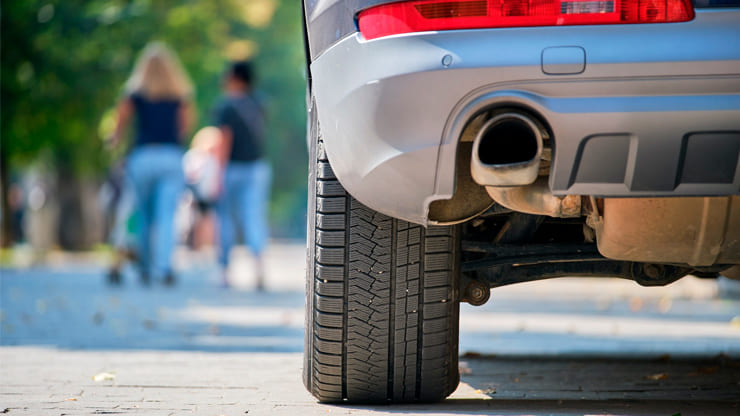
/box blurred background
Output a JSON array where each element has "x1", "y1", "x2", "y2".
[
  {"x1": 1, "y1": 0, "x2": 308, "y2": 258},
  {"x1": 1, "y1": 5, "x2": 739, "y2": 413}
]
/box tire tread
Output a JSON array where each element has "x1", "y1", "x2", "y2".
[{"x1": 305, "y1": 132, "x2": 459, "y2": 403}]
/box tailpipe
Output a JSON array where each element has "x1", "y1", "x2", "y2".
[{"x1": 471, "y1": 113, "x2": 544, "y2": 187}]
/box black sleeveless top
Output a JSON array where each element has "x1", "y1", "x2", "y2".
[{"x1": 131, "y1": 93, "x2": 181, "y2": 147}]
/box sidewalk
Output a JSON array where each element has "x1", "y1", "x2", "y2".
[
  {"x1": 2, "y1": 242, "x2": 740, "y2": 415},
  {"x1": 3, "y1": 347, "x2": 737, "y2": 416},
  {"x1": 1, "y1": 242, "x2": 306, "y2": 351}
]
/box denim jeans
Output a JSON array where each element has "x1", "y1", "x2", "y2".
[
  {"x1": 217, "y1": 159, "x2": 271, "y2": 266},
  {"x1": 126, "y1": 144, "x2": 184, "y2": 279}
]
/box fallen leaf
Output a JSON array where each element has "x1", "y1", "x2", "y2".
[
  {"x1": 35, "y1": 299, "x2": 47, "y2": 314},
  {"x1": 715, "y1": 352, "x2": 731, "y2": 361},
  {"x1": 658, "y1": 297, "x2": 672, "y2": 313},
  {"x1": 64, "y1": 397, "x2": 77, "y2": 401},
  {"x1": 596, "y1": 298, "x2": 612, "y2": 311},
  {"x1": 655, "y1": 354, "x2": 672, "y2": 362},
  {"x1": 696, "y1": 366, "x2": 719, "y2": 375},
  {"x1": 92, "y1": 372, "x2": 116, "y2": 382},
  {"x1": 645, "y1": 373, "x2": 668, "y2": 381}
]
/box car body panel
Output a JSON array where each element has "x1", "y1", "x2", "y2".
[
  {"x1": 304, "y1": 0, "x2": 381, "y2": 59},
  {"x1": 310, "y1": 9, "x2": 740, "y2": 225},
  {"x1": 303, "y1": 0, "x2": 738, "y2": 59}
]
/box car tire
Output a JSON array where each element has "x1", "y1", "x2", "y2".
[{"x1": 303, "y1": 105, "x2": 461, "y2": 403}]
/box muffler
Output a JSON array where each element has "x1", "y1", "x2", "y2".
[{"x1": 470, "y1": 113, "x2": 543, "y2": 187}]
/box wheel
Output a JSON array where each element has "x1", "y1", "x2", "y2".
[{"x1": 303, "y1": 104, "x2": 461, "y2": 403}]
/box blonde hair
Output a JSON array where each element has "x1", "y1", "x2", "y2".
[
  {"x1": 124, "y1": 42, "x2": 193, "y2": 100},
  {"x1": 191, "y1": 126, "x2": 223, "y2": 154}
]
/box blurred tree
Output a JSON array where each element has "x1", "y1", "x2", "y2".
[{"x1": 1, "y1": 0, "x2": 307, "y2": 248}]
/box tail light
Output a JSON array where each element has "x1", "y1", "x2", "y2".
[{"x1": 358, "y1": 0, "x2": 694, "y2": 40}]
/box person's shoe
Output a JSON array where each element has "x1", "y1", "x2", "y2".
[
  {"x1": 255, "y1": 276, "x2": 265, "y2": 292},
  {"x1": 140, "y1": 272, "x2": 151, "y2": 287},
  {"x1": 125, "y1": 249, "x2": 139, "y2": 263},
  {"x1": 218, "y1": 268, "x2": 230, "y2": 289},
  {"x1": 106, "y1": 269, "x2": 122, "y2": 286},
  {"x1": 163, "y1": 272, "x2": 176, "y2": 287}
]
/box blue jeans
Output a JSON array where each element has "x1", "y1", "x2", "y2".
[
  {"x1": 218, "y1": 159, "x2": 271, "y2": 266},
  {"x1": 126, "y1": 144, "x2": 184, "y2": 279}
]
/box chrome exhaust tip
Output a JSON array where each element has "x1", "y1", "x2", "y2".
[{"x1": 470, "y1": 113, "x2": 543, "y2": 187}]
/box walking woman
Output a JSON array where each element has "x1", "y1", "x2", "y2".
[{"x1": 110, "y1": 42, "x2": 195, "y2": 285}]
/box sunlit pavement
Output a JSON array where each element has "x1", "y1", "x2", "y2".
[{"x1": 1, "y1": 242, "x2": 739, "y2": 415}]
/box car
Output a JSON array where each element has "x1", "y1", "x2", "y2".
[{"x1": 301, "y1": 0, "x2": 740, "y2": 403}]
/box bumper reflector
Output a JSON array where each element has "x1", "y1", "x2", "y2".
[{"x1": 358, "y1": 0, "x2": 694, "y2": 40}]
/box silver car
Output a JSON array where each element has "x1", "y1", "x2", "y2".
[{"x1": 302, "y1": 0, "x2": 740, "y2": 403}]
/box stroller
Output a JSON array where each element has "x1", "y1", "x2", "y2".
[
  {"x1": 103, "y1": 127, "x2": 223, "y2": 286},
  {"x1": 103, "y1": 163, "x2": 141, "y2": 285},
  {"x1": 182, "y1": 127, "x2": 223, "y2": 250}
]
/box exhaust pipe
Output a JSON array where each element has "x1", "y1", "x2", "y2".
[
  {"x1": 486, "y1": 177, "x2": 583, "y2": 218},
  {"x1": 470, "y1": 112, "x2": 543, "y2": 187},
  {"x1": 469, "y1": 111, "x2": 582, "y2": 218}
]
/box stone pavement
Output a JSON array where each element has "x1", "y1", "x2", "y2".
[
  {"x1": 2, "y1": 347, "x2": 739, "y2": 416},
  {"x1": 1, "y1": 242, "x2": 740, "y2": 415}
]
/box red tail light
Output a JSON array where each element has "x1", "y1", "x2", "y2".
[{"x1": 358, "y1": 0, "x2": 694, "y2": 40}]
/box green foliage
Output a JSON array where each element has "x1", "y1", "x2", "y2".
[{"x1": 1, "y1": 0, "x2": 308, "y2": 237}]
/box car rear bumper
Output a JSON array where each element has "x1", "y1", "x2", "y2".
[{"x1": 311, "y1": 10, "x2": 740, "y2": 225}]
